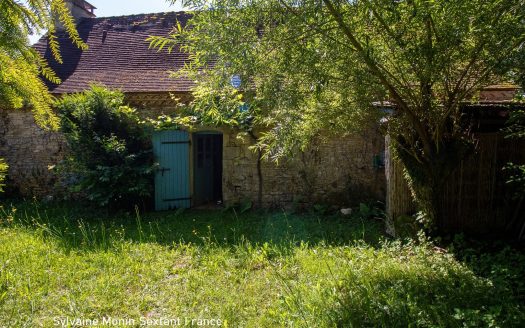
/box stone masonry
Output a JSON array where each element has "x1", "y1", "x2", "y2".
[
  {"x1": 0, "y1": 97, "x2": 385, "y2": 207},
  {"x1": 0, "y1": 109, "x2": 66, "y2": 196},
  {"x1": 221, "y1": 128, "x2": 385, "y2": 208}
]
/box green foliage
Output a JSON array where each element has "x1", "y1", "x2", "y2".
[
  {"x1": 311, "y1": 203, "x2": 329, "y2": 215},
  {"x1": 503, "y1": 110, "x2": 525, "y2": 198},
  {"x1": 153, "y1": 0, "x2": 525, "y2": 227},
  {"x1": 504, "y1": 162, "x2": 525, "y2": 197},
  {"x1": 0, "y1": 201, "x2": 523, "y2": 326},
  {"x1": 504, "y1": 109, "x2": 525, "y2": 140},
  {"x1": 221, "y1": 197, "x2": 254, "y2": 213},
  {"x1": 154, "y1": 0, "x2": 525, "y2": 153},
  {"x1": 355, "y1": 202, "x2": 384, "y2": 219},
  {"x1": 450, "y1": 234, "x2": 525, "y2": 307},
  {"x1": 55, "y1": 86, "x2": 155, "y2": 207},
  {"x1": 147, "y1": 113, "x2": 198, "y2": 131},
  {"x1": 239, "y1": 198, "x2": 253, "y2": 213},
  {"x1": 0, "y1": 0, "x2": 87, "y2": 130},
  {"x1": 0, "y1": 159, "x2": 7, "y2": 193},
  {"x1": 0, "y1": 50, "x2": 57, "y2": 129}
]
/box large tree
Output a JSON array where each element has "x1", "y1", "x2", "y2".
[
  {"x1": 0, "y1": 0, "x2": 86, "y2": 129},
  {"x1": 152, "y1": 0, "x2": 525, "y2": 228}
]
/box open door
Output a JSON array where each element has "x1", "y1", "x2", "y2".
[
  {"x1": 152, "y1": 130, "x2": 191, "y2": 210},
  {"x1": 193, "y1": 133, "x2": 223, "y2": 206}
]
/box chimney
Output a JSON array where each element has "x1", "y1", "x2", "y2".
[{"x1": 64, "y1": 0, "x2": 96, "y2": 23}]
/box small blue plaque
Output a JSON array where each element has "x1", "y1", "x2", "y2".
[
  {"x1": 230, "y1": 75, "x2": 242, "y2": 89},
  {"x1": 239, "y1": 103, "x2": 249, "y2": 113}
]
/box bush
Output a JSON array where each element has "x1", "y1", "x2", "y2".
[
  {"x1": 0, "y1": 158, "x2": 7, "y2": 192},
  {"x1": 503, "y1": 109, "x2": 525, "y2": 198},
  {"x1": 55, "y1": 86, "x2": 154, "y2": 208}
]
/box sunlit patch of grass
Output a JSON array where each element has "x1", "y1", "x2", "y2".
[{"x1": 0, "y1": 201, "x2": 523, "y2": 327}]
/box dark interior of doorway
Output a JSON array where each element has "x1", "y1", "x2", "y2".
[{"x1": 193, "y1": 133, "x2": 223, "y2": 207}]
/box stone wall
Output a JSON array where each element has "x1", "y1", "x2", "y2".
[
  {"x1": 0, "y1": 109, "x2": 66, "y2": 197},
  {"x1": 0, "y1": 96, "x2": 385, "y2": 206},
  {"x1": 222, "y1": 129, "x2": 385, "y2": 208},
  {"x1": 2, "y1": 87, "x2": 517, "y2": 207}
]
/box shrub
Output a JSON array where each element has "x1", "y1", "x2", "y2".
[
  {"x1": 55, "y1": 86, "x2": 154, "y2": 208},
  {"x1": 0, "y1": 158, "x2": 7, "y2": 192},
  {"x1": 503, "y1": 109, "x2": 525, "y2": 198}
]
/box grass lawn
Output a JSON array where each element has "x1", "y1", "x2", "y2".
[{"x1": 0, "y1": 201, "x2": 524, "y2": 327}]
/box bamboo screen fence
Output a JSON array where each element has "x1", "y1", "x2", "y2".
[{"x1": 386, "y1": 133, "x2": 525, "y2": 237}]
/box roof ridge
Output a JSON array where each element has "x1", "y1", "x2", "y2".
[{"x1": 81, "y1": 10, "x2": 193, "y2": 21}]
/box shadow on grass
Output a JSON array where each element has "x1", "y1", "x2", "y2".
[
  {"x1": 326, "y1": 260, "x2": 525, "y2": 327},
  {"x1": 2, "y1": 200, "x2": 524, "y2": 326},
  {"x1": 0, "y1": 200, "x2": 384, "y2": 252},
  {"x1": 446, "y1": 235, "x2": 525, "y2": 307}
]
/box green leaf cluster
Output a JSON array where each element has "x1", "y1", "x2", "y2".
[
  {"x1": 0, "y1": 158, "x2": 7, "y2": 193},
  {"x1": 151, "y1": 0, "x2": 525, "y2": 226},
  {"x1": 503, "y1": 109, "x2": 525, "y2": 197},
  {"x1": 0, "y1": 0, "x2": 87, "y2": 130},
  {"x1": 152, "y1": 0, "x2": 525, "y2": 159},
  {"x1": 55, "y1": 86, "x2": 155, "y2": 208}
]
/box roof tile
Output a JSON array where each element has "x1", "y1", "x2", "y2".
[{"x1": 33, "y1": 12, "x2": 193, "y2": 94}]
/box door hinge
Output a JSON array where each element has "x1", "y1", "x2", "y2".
[
  {"x1": 163, "y1": 197, "x2": 192, "y2": 202},
  {"x1": 162, "y1": 140, "x2": 191, "y2": 145},
  {"x1": 159, "y1": 167, "x2": 171, "y2": 176}
]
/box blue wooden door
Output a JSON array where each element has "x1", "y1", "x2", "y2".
[{"x1": 153, "y1": 130, "x2": 191, "y2": 210}]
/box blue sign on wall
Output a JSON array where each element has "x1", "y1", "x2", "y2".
[
  {"x1": 230, "y1": 75, "x2": 242, "y2": 89},
  {"x1": 239, "y1": 103, "x2": 249, "y2": 113}
]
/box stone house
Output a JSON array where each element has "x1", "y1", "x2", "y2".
[{"x1": 0, "y1": 1, "x2": 386, "y2": 209}]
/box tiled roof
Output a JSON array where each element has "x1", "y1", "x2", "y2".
[{"x1": 33, "y1": 12, "x2": 193, "y2": 94}]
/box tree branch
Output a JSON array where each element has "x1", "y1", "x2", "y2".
[{"x1": 322, "y1": 0, "x2": 433, "y2": 158}]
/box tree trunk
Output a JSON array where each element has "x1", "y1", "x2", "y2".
[
  {"x1": 408, "y1": 173, "x2": 446, "y2": 231},
  {"x1": 393, "y1": 136, "x2": 473, "y2": 232},
  {"x1": 255, "y1": 148, "x2": 263, "y2": 208},
  {"x1": 248, "y1": 131, "x2": 263, "y2": 208}
]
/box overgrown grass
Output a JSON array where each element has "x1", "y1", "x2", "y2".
[{"x1": 0, "y1": 201, "x2": 523, "y2": 327}]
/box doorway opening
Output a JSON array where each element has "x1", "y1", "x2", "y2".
[{"x1": 193, "y1": 132, "x2": 223, "y2": 207}]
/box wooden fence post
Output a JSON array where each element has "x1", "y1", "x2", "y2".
[{"x1": 385, "y1": 136, "x2": 416, "y2": 235}]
